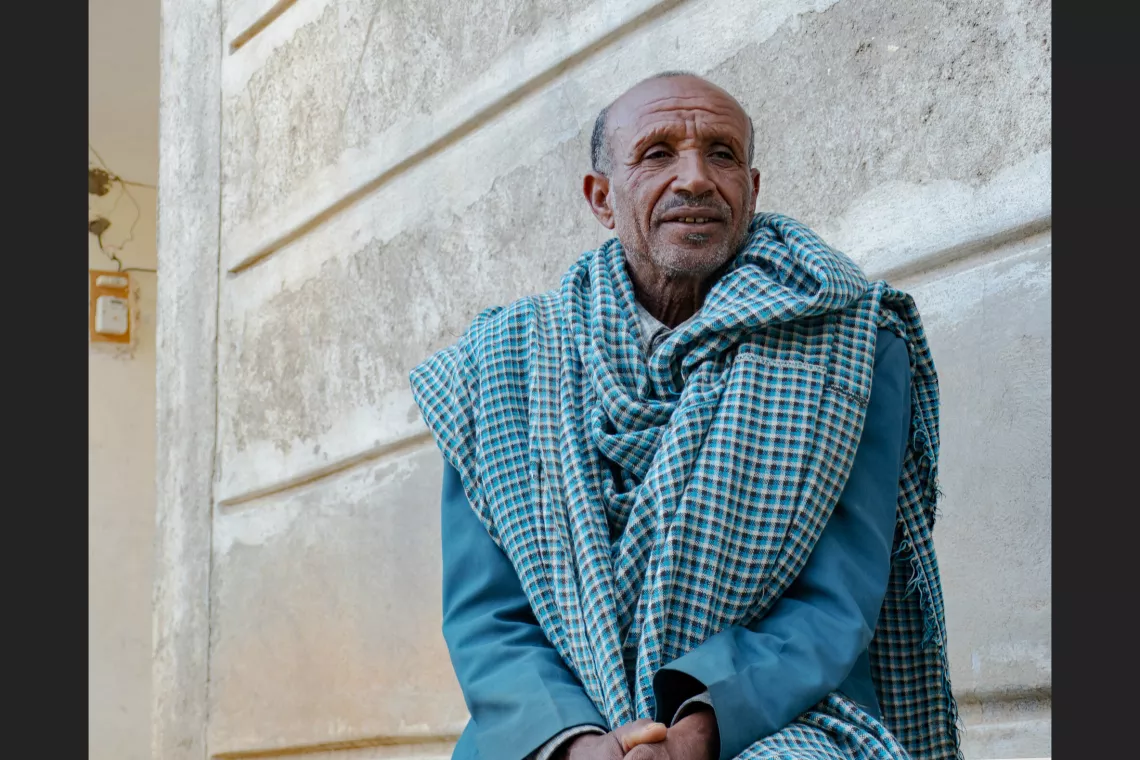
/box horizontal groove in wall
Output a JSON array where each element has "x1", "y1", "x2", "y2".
[
  {"x1": 213, "y1": 734, "x2": 459, "y2": 759},
  {"x1": 956, "y1": 686, "x2": 1052, "y2": 707},
  {"x1": 229, "y1": 0, "x2": 299, "y2": 52},
  {"x1": 872, "y1": 216, "x2": 1052, "y2": 286},
  {"x1": 217, "y1": 430, "x2": 435, "y2": 509},
  {"x1": 226, "y1": 0, "x2": 688, "y2": 275}
]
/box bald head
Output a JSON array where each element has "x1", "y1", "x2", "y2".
[{"x1": 590, "y1": 72, "x2": 755, "y2": 175}]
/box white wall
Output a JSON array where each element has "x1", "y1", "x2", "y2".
[
  {"x1": 156, "y1": 1, "x2": 1051, "y2": 758},
  {"x1": 89, "y1": 181, "x2": 157, "y2": 760}
]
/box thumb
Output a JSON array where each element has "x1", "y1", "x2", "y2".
[{"x1": 616, "y1": 720, "x2": 667, "y2": 752}]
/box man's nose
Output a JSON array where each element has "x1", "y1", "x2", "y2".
[{"x1": 670, "y1": 151, "x2": 716, "y2": 197}]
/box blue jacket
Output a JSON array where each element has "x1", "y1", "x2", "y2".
[{"x1": 439, "y1": 329, "x2": 912, "y2": 759}]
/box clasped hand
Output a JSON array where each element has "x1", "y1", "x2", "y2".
[{"x1": 555, "y1": 712, "x2": 717, "y2": 760}]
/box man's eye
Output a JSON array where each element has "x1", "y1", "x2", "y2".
[
  {"x1": 711, "y1": 150, "x2": 735, "y2": 160},
  {"x1": 644, "y1": 149, "x2": 671, "y2": 160}
]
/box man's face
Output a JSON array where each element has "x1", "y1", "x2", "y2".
[{"x1": 585, "y1": 76, "x2": 760, "y2": 277}]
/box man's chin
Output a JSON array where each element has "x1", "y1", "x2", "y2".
[{"x1": 650, "y1": 242, "x2": 736, "y2": 276}]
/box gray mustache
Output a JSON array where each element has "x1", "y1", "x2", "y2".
[{"x1": 654, "y1": 194, "x2": 732, "y2": 219}]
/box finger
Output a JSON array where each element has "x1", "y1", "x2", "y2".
[
  {"x1": 610, "y1": 718, "x2": 653, "y2": 739},
  {"x1": 619, "y1": 722, "x2": 667, "y2": 751},
  {"x1": 612, "y1": 719, "x2": 664, "y2": 746}
]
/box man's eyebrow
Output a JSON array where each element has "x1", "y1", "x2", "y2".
[
  {"x1": 706, "y1": 132, "x2": 746, "y2": 154},
  {"x1": 627, "y1": 124, "x2": 685, "y2": 155},
  {"x1": 626, "y1": 123, "x2": 747, "y2": 158}
]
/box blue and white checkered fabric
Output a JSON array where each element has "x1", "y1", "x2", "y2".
[{"x1": 411, "y1": 213, "x2": 959, "y2": 759}]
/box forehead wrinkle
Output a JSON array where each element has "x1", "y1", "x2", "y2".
[
  {"x1": 611, "y1": 84, "x2": 747, "y2": 122},
  {"x1": 633, "y1": 112, "x2": 745, "y2": 133},
  {"x1": 620, "y1": 115, "x2": 747, "y2": 157},
  {"x1": 615, "y1": 99, "x2": 748, "y2": 138},
  {"x1": 619, "y1": 98, "x2": 746, "y2": 126}
]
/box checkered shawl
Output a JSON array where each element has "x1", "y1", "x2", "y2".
[{"x1": 411, "y1": 213, "x2": 959, "y2": 759}]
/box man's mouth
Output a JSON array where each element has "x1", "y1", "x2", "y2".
[
  {"x1": 659, "y1": 207, "x2": 728, "y2": 229},
  {"x1": 661, "y1": 217, "x2": 725, "y2": 234}
]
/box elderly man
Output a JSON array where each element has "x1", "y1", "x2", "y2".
[{"x1": 410, "y1": 73, "x2": 958, "y2": 760}]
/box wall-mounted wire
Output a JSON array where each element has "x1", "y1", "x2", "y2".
[
  {"x1": 94, "y1": 232, "x2": 125, "y2": 271},
  {"x1": 89, "y1": 144, "x2": 156, "y2": 274}
]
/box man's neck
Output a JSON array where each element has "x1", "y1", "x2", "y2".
[{"x1": 626, "y1": 256, "x2": 712, "y2": 328}]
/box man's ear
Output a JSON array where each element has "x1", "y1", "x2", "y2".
[
  {"x1": 583, "y1": 172, "x2": 615, "y2": 229},
  {"x1": 750, "y1": 167, "x2": 761, "y2": 210}
]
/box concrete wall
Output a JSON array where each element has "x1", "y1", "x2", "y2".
[
  {"x1": 90, "y1": 183, "x2": 158, "y2": 760},
  {"x1": 157, "y1": 0, "x2": 1051, "y2": 758}
]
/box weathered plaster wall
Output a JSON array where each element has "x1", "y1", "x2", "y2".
[
  {"x1": 89, "y1": 184, "x2": 158, "y2": 760},
  {"x1": 157, "y1": 0, "x2": 1051, "y2": 757}
]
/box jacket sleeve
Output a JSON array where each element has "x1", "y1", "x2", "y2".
[
  {"x1": 440, "y1": 459, "x2": 609, "y2": 759},
  {"x1": 652, "y1": 328, "x2": 913, "y2": 759}
]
